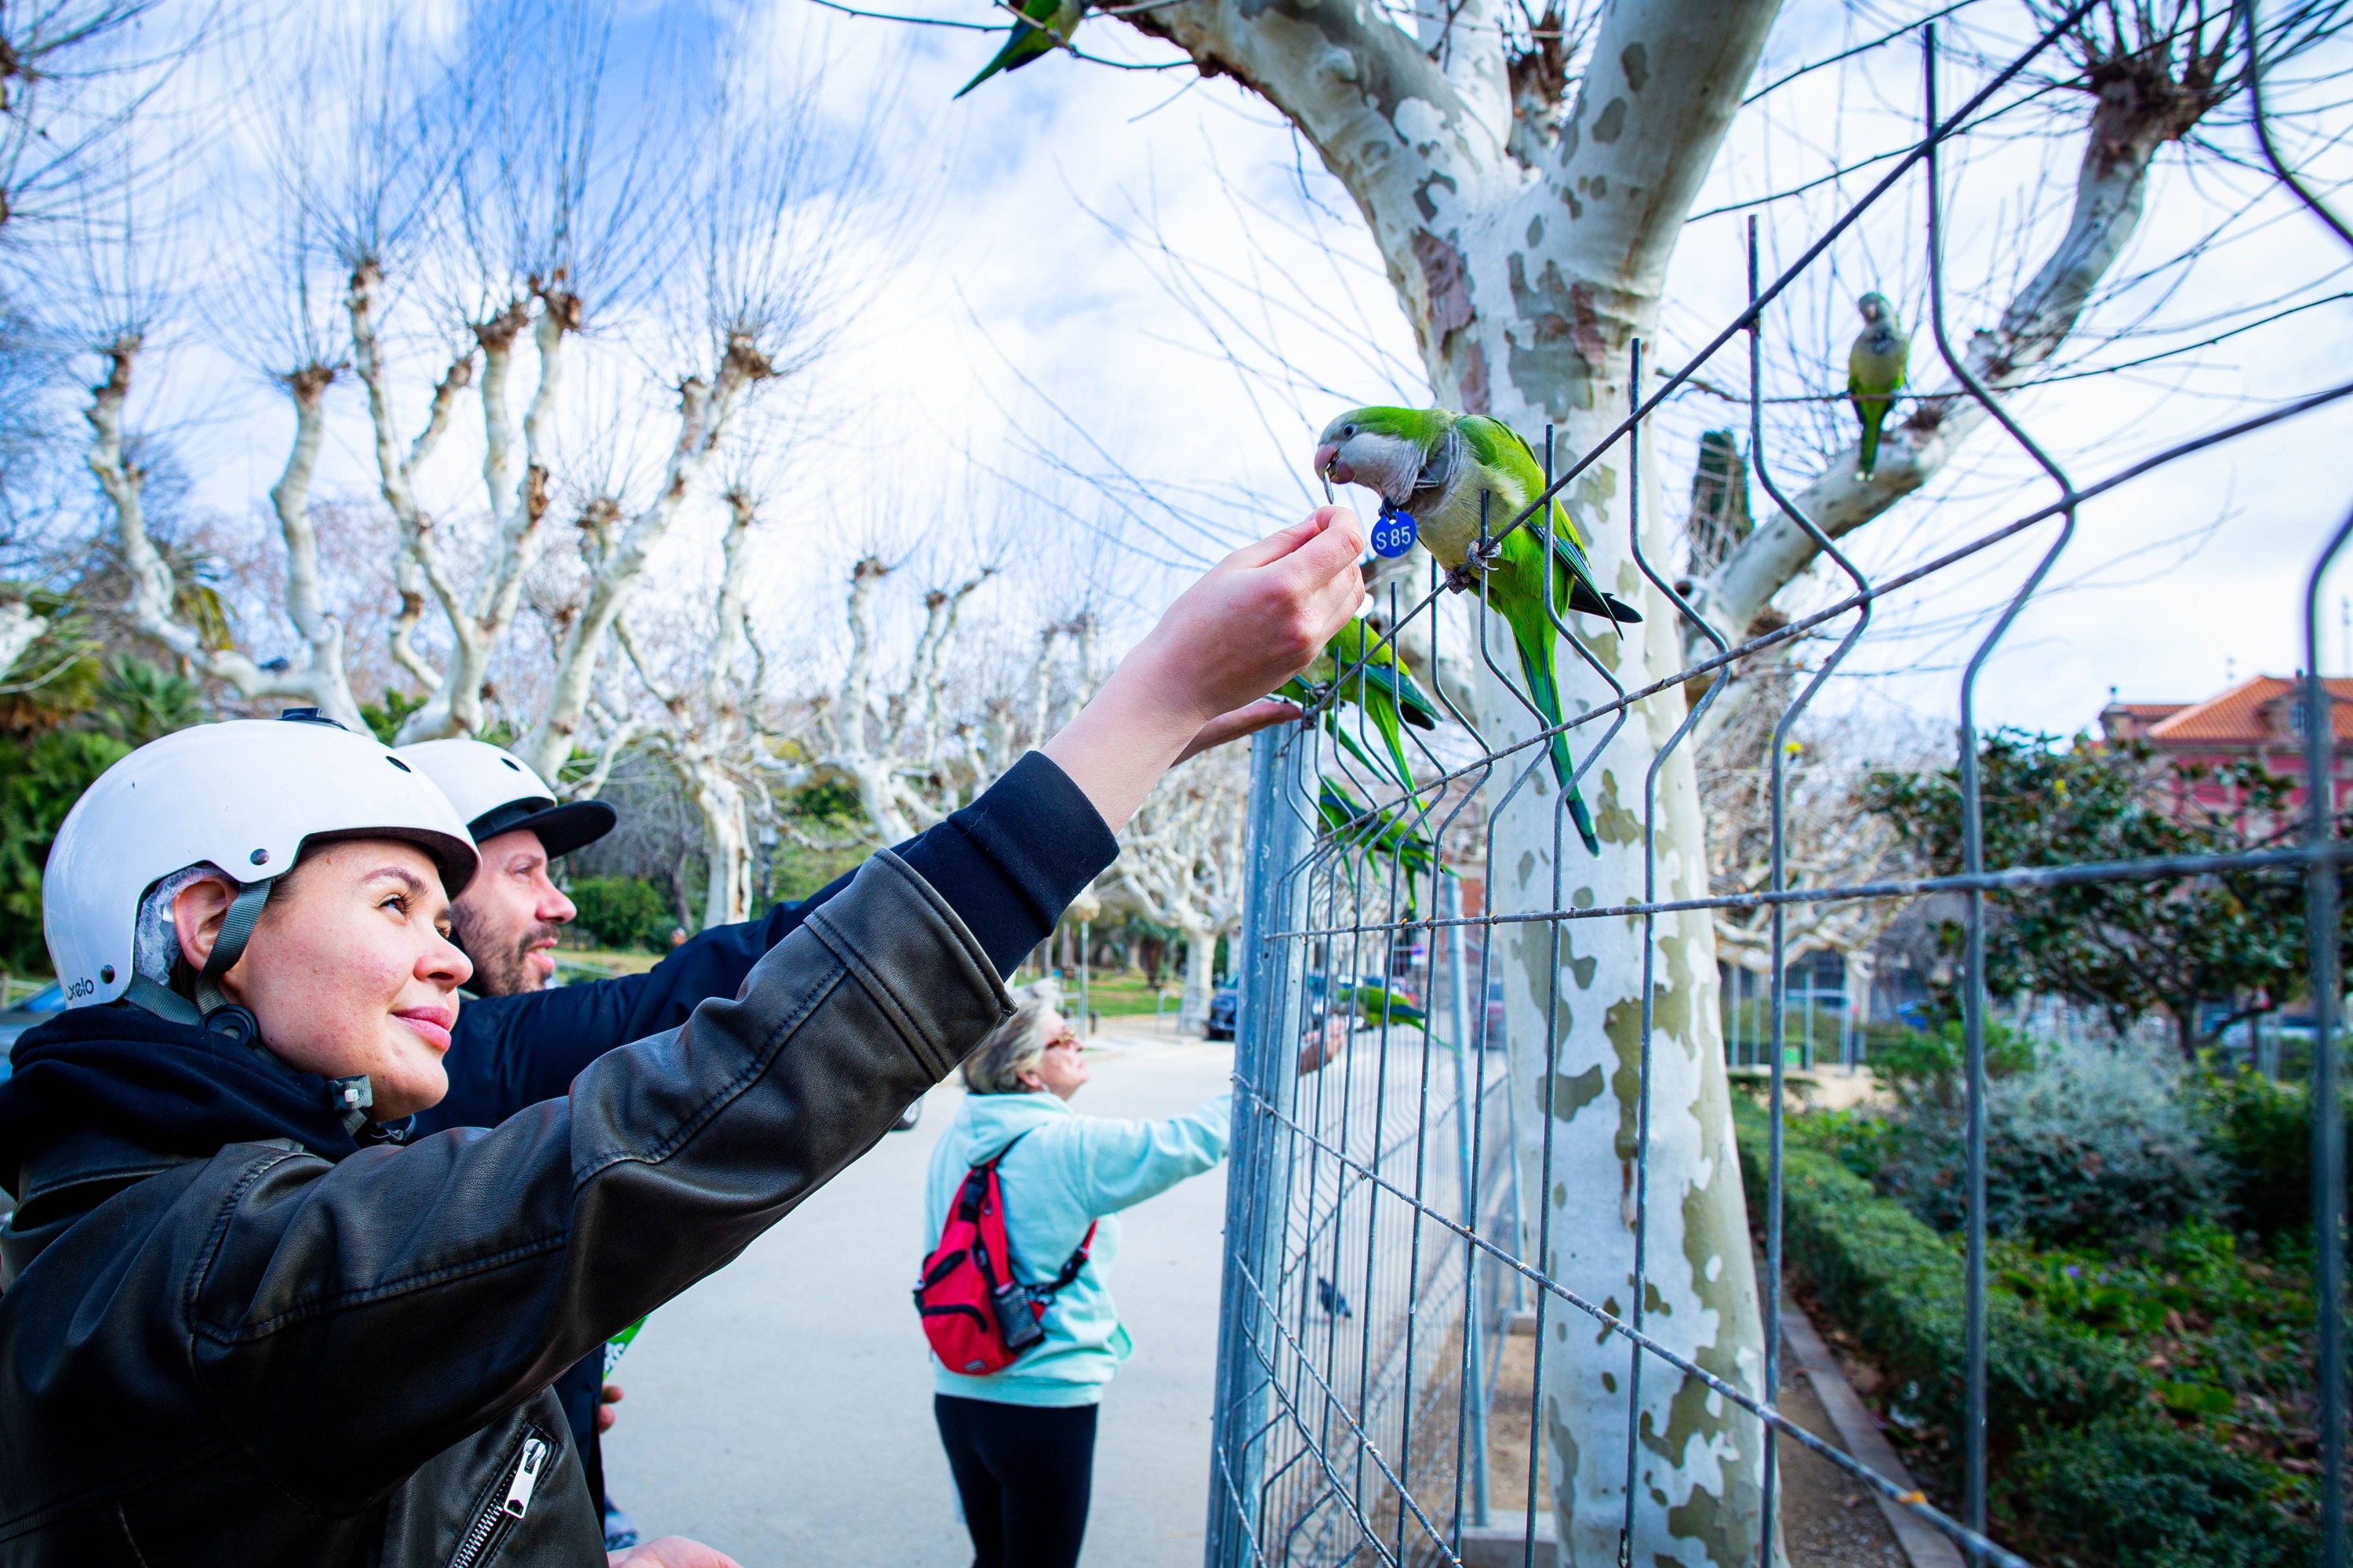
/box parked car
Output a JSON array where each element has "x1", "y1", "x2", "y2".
[
  {"x1": 1206, "y1": 984, "x2": 1238, "y2": 1041},
  {"x1": 0, "y1": 982, "x2": 66, "y2": 1084}
]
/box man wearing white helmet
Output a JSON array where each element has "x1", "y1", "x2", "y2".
[
  {"x1": 392, "y1": 740, "x2": 615, "y2": 999},
  {"x1": 392, "y1": 740, "x2": 886, "y2": 1139},
  {"x1": 0, "y1": 505, "x2": 1369, "y2": 1564}
]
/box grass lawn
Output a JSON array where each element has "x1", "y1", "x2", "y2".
[
  {"x1": 1024, "y1": 969, "x2": 1191, "y2": 1019},
  {"x1": 553, "y1": 947, "x2": 664, "y2": 983}
]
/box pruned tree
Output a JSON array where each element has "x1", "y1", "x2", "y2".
[
  {"x1": 609, "y1": 486, "x2": 765, "y2": 930},
  {"x1": 1116, "y1": 745, "x2": 1251, "y2": 1032},
  {"x1": 806, "y1": 551, "x2": 1049, "y2": 842},
  {"x1": 1699, "y1": 700, "x2": 1922, "y2": 988},
  {"x1": 82, "y1": 322, "x2": 366, "y2": 727}
]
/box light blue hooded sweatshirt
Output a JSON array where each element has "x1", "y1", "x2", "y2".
[{"x1": 925, "y1": 1086, "x2": 1231, "y2": 1406}]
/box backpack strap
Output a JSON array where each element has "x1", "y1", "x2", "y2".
[
  {"x1": 969, "y1": 1128, "x2": 1036, "y2": 1170},
  {"x1": 967, "y1": 1127, "x2": 1094, "y2": 1299},
  {"x1": 1042, "y1": 1222, "x2": 1096, "y2": 1297}
]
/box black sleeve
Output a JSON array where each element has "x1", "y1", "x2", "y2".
[
  {"x1": 417, "y1": 857, "x2": 888, "y2": 1136},
  {"x1": 898, "y1": 752, "x2": 1119, "y2": 977},
  {"x1": 418, "y1": 754, "x2": 1114, "y2": 1131}
]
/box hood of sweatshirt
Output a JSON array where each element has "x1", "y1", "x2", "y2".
[
  {"x1": 0, "y1": 1004, "x2": 360, "y2": 1216},
  {"x1": 953, "y1": 1086, "x2": 1071, "y2": 1159}
]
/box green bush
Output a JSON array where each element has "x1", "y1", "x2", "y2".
[
  {"x1": 0, "y1": 726, "x2": 132, "y2": 973},
  {"x1": 1875, "y1": 1035, "x2": 2220, "y2": 1246},
  {"x1": 2195, "y1": 1067, "x2": 2350, "y2": 1238},
  {"x1": 1867, "y1": 1019, "x2": 2038, "y2": 1106},
  {"x1": 1735, "y1": 1100, "x2": 2145, "y2": 1446},
  {"x1": 1999, "y1": 1417, "x2": 2314, "y2": 1568},
  {"x1": 568, "y1": 876, "x2": 674, "y2": 954}
]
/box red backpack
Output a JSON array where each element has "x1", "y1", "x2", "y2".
[{"x1": 915, "y1": 1132, "x2": 1096, "y2": 1376}]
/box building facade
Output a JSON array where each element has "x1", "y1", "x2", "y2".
[{"x1": 2098, "y1": 675, "x2": 2353, "y2": 826}]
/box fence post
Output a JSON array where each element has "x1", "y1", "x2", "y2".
[
  {"x1": 1442, "y1": 875, "x2": 1492, "y2": 1526},
  {"x1": 1078, "y1": 922, "x2": 1091, "y2": 1036},
  {"x1": 1203, "y1": 724, "x2": 1309, "y2": 1568}
]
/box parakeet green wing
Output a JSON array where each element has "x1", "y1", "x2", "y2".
[{"x1": 955, "y1": 0, "x2": 1083, "y2": 98}]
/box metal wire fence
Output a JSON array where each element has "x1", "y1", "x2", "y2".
[{"x1": 1200, "y1": 9, "x2": 2353, "y2": 1568}]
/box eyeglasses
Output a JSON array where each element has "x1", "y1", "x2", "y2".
[{"x1": 1042, "y1": 1030, "x2": 1082, "y2": 1053}]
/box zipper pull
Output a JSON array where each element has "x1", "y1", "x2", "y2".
[{"x1": 501, "y1": 1438, "x2": 549, "y2": 1520}]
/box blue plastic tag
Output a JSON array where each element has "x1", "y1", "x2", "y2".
[{"x1": 1369, "y1": 507, "x2": 1418, "y2": 558}]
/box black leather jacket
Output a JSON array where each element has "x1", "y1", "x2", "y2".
[{"x1": 0, "y1": 851, "x2": 1023, "y2": 1565}]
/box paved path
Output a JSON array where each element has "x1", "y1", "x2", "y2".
[{"x1": 602, "y1": 1034, "x2": 1236, "y2": 1566}]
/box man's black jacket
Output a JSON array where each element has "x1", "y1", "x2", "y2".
[
  {"x1": 419, "y1": 860, "x2": 882, "y2": 1137},
  {"x1": 0, "y1": 759, "x2": 1115, "y2": 1566}
]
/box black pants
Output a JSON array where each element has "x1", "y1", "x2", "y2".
[{"x1": 934, "y1": 1394, "x2": 1098, "y2": 1568}]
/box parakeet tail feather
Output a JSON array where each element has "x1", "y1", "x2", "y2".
[{"x1": 1515, "y1": 632, "x2": 1603, "y2": 857}]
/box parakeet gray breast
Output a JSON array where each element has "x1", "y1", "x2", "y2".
[{"x1": 1406, "y1": 429, "x2": 1490, "y2": 566}]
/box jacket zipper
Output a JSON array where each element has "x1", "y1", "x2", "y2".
[{"x1": 446, "y1": 1435, "x2": 548, "y2": 1568}]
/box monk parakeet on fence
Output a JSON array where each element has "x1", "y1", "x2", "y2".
[
  {"x1": 955, "y1": 0, "x2": 1083, "y2": 97},
  {"x1": 1314, "y1": 406, "x2": 1642, "y2": 855},
  {"x1": 1316, "y1": 775, "x2": 1442, "y2": 917},
  {"x1": 1337, "y1": 980, "x2": 1427, "y2": 1030},
  {"x1": 1847, "y1": 293, "x2": 1908, "y2": 481},
  {"x1": 1277, "y1": 617, "x2": 1438, "y2": 792}
]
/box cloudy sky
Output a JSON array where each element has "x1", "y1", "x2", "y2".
[{"x1": 53, "y1": 0, "x2": 2353, "y2": 750}]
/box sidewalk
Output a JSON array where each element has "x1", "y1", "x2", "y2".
[{"x1": 601, "y1": 1033, "x2": 1235, "y2": 1564}]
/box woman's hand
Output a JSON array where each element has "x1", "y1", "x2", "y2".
[
  {"x1": 609, "y1": 1537, "x2": 743, "y2": 1568},
  {"x1": 1297, "y1": 1016, "x2": 1351, "y2": 1075},
  {"x1": 1046, "y1": 508, "x2": 1366, "y2": 831}
]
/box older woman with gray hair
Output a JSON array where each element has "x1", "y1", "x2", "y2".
[{"x1": 922, "y1": 984, "x2": 1337, "y2": 1568}]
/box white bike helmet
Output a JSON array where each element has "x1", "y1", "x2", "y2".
[
  {"x1": 394, "y1": 739, "x2": 616, "y2": 860},
  {"x1": 44, "y1": 711, "x2": 479, "y2": 1017}
]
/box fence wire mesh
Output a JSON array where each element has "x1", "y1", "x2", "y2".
[{"x1": 1200, "y1": 9, "x2": 2353, "y2": 1568}]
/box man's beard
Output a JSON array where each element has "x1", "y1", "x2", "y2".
[{"x1": 451, "y1": 906, "x2": 566, "y2": 998}]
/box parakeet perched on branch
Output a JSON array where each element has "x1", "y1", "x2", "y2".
[
  {"x1": 1277, "y1": 617, "x2": 1438, "y2": 792},
  {"x1": 1847, "y1": 293, "x2": 1908, "y2": 481},
  {"x1": 955, "y1": 0, "x2": 1084, "y2": 97},
  {"x1": 1314, "y1": 406, "x2": 1641, "y2": 855}
]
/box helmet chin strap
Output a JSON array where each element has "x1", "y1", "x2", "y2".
[{"x1": 195, "y1": 881, "x2": 272, "y2": 1014}]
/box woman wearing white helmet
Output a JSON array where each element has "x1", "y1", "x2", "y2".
[{"x1": 0, "y1": 506, "x2": 1369, "y2": 1565}]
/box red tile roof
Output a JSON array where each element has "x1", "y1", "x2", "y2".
[{"x1": 2143, "y1": 676, "x2": 2353, "y2": 744}]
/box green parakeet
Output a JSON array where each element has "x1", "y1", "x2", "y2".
[
  {"x1": 955, "y1": 0, "x2": 1083, "y2": 98},
  {"x1": 1276, "y1": 616, "x2": 1438, "y2": 792},
  {"x1": 1337, "y1": 980, "x2": 1427, "y2": 1030},
  {"x1": 1315, "y1": 774, "x2": 1441, "y2": 917},
  {"x1": 1313, "y1": 406, "x2": 1642, "y2": 855},
  {"x1": 1847, "y1": 293, "x2": 1908, "y2": 481}
]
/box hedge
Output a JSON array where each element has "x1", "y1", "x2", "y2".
[
  {"x1": 1732, "y1": 1100, "x2": 2144, "y2": 1446},
  {"x1": 567, "y1": 876, "x2": 676, "y2": 954},
  {"x1": 1734, "y1": 1100, "x2": 2321, "y2": 1566},
  {"x1": 2000, "y1": 1417, "x2": 2316, "y2": 1568}
]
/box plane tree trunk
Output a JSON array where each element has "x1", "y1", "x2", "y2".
[{"x1": 1124, "y1": 3, "x2": 1783, "y2": 1559}]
